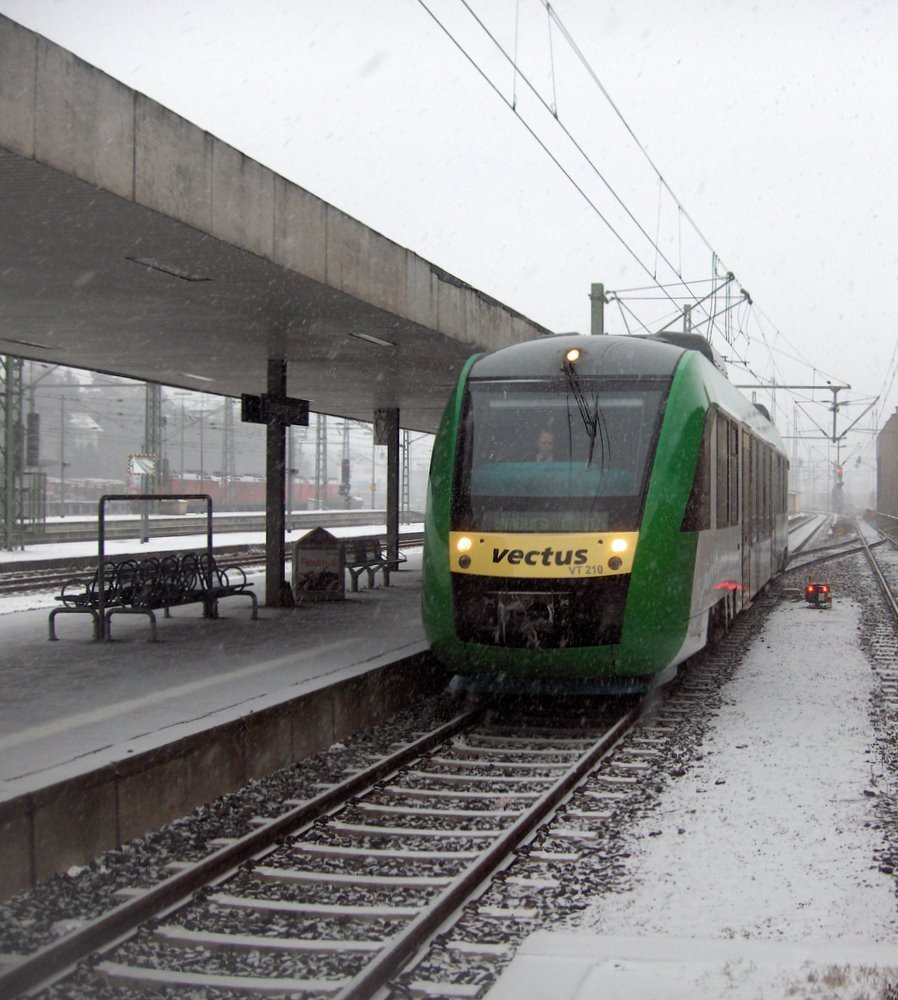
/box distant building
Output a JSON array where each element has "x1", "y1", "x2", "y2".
[{"x1": 877, "y1": 408, "x2": 898, "y2": 517}]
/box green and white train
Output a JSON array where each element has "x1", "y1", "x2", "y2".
[{"x1": 422, "y1": 333, "x2": 788, "y2": 692}]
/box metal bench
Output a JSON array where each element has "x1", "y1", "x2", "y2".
[
  {"x1": 106, "y1": 552, "x2": 258, "y2": 640},
  {"x1": 50, "y1": 552, "x2": 257, "y2": 641},
  {"x1": 49, "y1": 559, "x2": 128, "y2": 640},
  {"x1": 195, "y1": 552, "x2": 259, "y2": 621},
  {"x1": 341, "y1": 536, "x2": 391, "y2": 592}
]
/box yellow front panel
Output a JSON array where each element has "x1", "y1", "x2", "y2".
[{"x1": 449, "y1": 531, "x2": 639, "y2": 579}]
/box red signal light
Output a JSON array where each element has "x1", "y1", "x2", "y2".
[{"x1": 804, "y1": 582, "x2": 832, "y2": 607}]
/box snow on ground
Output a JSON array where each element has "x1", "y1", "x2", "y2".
[
  {"x1": 0, "y1": 528, "x2": 270, "y2": 616},
  {"x1": 0, "y1": 522, "x2": 423, "y2": 616},
  {"x1": 489, "y1": 595, "x2": 898, "y2": 999}
]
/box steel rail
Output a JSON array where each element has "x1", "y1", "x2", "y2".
[
  {"x1": 335, "y1": 701, "x2": 643, "y2": 1000},
  {"x1": 786, "y1": 537, "x2": 889, "y2": 574},
  {"x1": 787, "y1": 513, "x2": 830, "y2": 556},
  {"x1": 855, "y1": 519, "x2": 898, "y2": 620},
  {"x1": 0, "y1": 707, "x2": 484, "y2": 998},
  {"x1": 785, "y1": 537, "x2": 887, "y2": 573}
]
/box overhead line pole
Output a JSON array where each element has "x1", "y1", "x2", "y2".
[
  {"x1": 734, "y1": 383, "x2": 852, "y2": 445},
  {"x1": 736, "y1": 382, "x2": 876, "y2": 509}
]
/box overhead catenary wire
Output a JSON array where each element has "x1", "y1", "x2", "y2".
[
  {"x1": 511, "y1": 0, "x2": 521, "y2": 108},
  {"x1": 750, "y1": 304, "x2": 846, "y2": 389},
  {"x1": 544, "y1": 0, "x2": 558, "y2": 116},
  {"x1": 425, "y1": 1, "x2": 878, "y2": 466},
  {"x1": 612, "y1": 278, "x2": 723, "y2": 293},
  {"x1": 488, "y1": 1, "x2": 850, "y2": 413},
  {"x1": 542, "y1": 0, "x2": 720, "y2": 264},
  {"x1": 452, "y1": 0, "x2": 755, "y2": 349},
  {"x1": 420, "y1": 0, "x2": 720, "y2": 327}
]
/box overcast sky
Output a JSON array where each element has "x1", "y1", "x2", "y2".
[{"x1": 2, "y1": 0, "x2": 896, "y2": 495}]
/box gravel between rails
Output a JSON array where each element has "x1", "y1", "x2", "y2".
[{"x1": 0, "y1": 694, "x2": 467, "y2": 961}]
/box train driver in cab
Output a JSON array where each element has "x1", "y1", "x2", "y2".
[{"x1": 535, "y1": 429, "x2": 555, "y2": 462}]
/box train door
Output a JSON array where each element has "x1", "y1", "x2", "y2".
[{"x1": 741, "y1": 429, "x2": 752, "y2": 603}]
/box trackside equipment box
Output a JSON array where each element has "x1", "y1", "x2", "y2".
[
  {"x1": 804, "y1": 582, "x2": 832, "y2": 608},
  {"x1": 293, "y1": 527, "x2": 344, "y2": 602}
]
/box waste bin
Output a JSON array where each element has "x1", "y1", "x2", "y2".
[{"x1": 292, "y1": 527, "x2": 344, "y2": 602}]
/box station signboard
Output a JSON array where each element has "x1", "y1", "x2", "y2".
[{"x1": 241, "y1": 394, "x2": 309, "y2": 426}]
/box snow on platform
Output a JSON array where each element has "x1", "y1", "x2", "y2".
[
  {"x1": 489, "y1": 594, "x2": 898, "y2": 998},
  {"x1": 0, "y1": 529, "x2": 426, "y2": 799}
]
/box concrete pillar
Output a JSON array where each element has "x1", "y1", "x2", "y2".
[
  {"x1": 376, "y1": 408, "x2": 400, "y2": 568},
  {"x1": 265, "y1": 358, "x2": 288, "y2": 606}
]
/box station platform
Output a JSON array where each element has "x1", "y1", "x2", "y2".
[{"x1": 0, "y1": 528, "x2": 442, "y2": 901}]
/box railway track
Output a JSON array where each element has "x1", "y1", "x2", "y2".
[
  {"x1": 786, "y1": 511, "x2": 831, "y2": 556},
  {"x1": 856, "y1": 518, "x2": 898, "y2": 620},
  {"x1": 1, "y1": 700, "x2": 641, "y2": 997},
  {"x1": 20, "y1": 511, "x2": 425, "y2": 546},
  {"x1": 785, "y1": 515, "x2": 889, "y2": 575}
]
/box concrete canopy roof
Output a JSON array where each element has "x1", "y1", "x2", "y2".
[{"x1": 0, "y1": 15, "x2": 553, "y2": 434}]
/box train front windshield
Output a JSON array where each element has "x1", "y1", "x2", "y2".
[{"x1": 454, "y1": 379, "x2": 667, "y2": 533}]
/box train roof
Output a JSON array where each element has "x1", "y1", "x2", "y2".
[
  {"x1": 467, "y1": 333, "x2": 786, "y2": 453},
  {"x1": 469, "y1": 333, "x2": 720, "y2": 380}
]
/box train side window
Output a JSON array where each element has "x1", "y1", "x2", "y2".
[
  {"x1": 714, "y1": 414, "x2": 740, "y2": 528},
  {"x1": 715, "y1": 412, "x2": 729, "y2": 528},
  {"x1": 750, "y1": 437, "x2": 758, "y2": 536},
  {"x1": 728, "y1": 422, "x2": 739, "y2": 526},
  {"x1": 759, "y1": 442, "x2": 766, "y2": 528},
  {"x1": 757, "y1": 440, "x2": 762, "y2": 532},
  {"x1": 682, "y1": 408, "x2": 712, "y2": 531},
  {"x1": 773, "y1": 455, "x2": 786, "y2": 518}
]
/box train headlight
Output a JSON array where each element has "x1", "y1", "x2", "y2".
[
  {"x1": 565, "y1": 347, "x2": 581, "y2": 365},
  {"x1": 456, "y1": 536, "x2": 473, "y2": 569},
  {"x1": 610, "y1": 537, "x2": 629, "y2": 553},
  {"x1": 608, "y1": 556, "x2": 623, "y2": 571}
]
